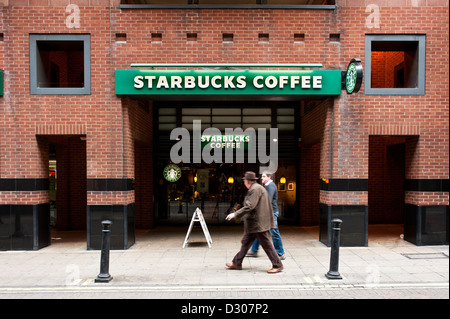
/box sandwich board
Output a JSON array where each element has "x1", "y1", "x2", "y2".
[{"x1": 183, "y1": 208, "x2": 212, "y2": 248}]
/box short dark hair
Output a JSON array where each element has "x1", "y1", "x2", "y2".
[{"x1": 262, "y1": 170, "x2": 274, "y2": 179}]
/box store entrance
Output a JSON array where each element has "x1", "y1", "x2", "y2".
[
  {"x1": 153, "y1": 100, "x2": 300, "y2": 226},
  {"x1": 154, "y1": 160, "x2": 297, "y2": 226}
]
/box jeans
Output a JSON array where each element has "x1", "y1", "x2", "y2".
[
  {"x1": 251, "y1": 211, "x2": 285, "y2": 256},
  {"x1": 232, "y1": 231, "x2": 283, "y2": 268}
]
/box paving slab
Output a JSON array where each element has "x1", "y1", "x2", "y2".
[{"x1": 0, "y1": 225, "x2": 448, "y2": 299}]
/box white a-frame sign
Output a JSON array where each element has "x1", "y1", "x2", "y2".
[{"x1": 183, "y1": 208, "x2": 213, "y2": 248}]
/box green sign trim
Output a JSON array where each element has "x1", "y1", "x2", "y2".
[
  {"x1": 130, "y1": 63, "x2": 323, "y2": 68},
  {"x1": 115, "y1": 70, "x2": 341, "y2": 96},
  {"x1": 0, "y1": 70, "x2": 3, "y2": 96}
]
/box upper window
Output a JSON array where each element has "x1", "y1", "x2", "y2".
[
  {"x1": 30, "y1": 34, "x2": 91, "y2": 95},
  {"x1": 365, "y1": 35, "x2": 425, "y2": 95},
  {"x1": 120, "y1": 1, "x2": 335, "y2": 7}
]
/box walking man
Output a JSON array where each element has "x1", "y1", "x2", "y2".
[
  {"x1": 225, "y1": 171, "x2": 284, "y2": 274},
  {"x1": 247, "y1": 171, "x2": 285, "y2": 259}
]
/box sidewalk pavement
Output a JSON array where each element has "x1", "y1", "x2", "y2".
[{"x1": 0, "y1": 225, "x2": 448, "y2": 299}]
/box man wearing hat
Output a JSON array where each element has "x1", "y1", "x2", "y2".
[{"x1": 225, "y1": 171, "x2": 284, "y2": 273}]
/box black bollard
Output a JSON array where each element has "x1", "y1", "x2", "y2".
[
  {"x1": 95, "y1": 220, "x2": 113, "y2": 283},
  {"x1": 326, "y1": 218, "x2": 343, "y2": 279}
]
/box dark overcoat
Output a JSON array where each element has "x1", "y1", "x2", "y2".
[{"x1": 234, "y1": 182, "x2": 275, "y2": 233}]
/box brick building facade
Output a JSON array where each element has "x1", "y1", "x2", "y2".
[{"x1": 0, "y1": 0, "x2": 448, "y2": 250}]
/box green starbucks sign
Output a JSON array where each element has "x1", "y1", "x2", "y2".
[
  {"x1": 115, "y1": 68, "x2": 342, "y2": 96},
  {"x1": 201, "y1": 134, "x2": 251, "y2": 150},
  {"x1": 115, "y1": 62, "x2": 362, "y2": 96},
  {"x1": 345, "y1": 59, "x2": 363, "y2": 94},
  {"x1": 163, "y1": 164, "x2": 181, "y2": 182}
]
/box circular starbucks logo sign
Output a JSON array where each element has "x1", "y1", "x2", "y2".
[
  {"x1": 163, "y1": 164, "x2": 181, "y2": 182},
  {"x1": 346, "y1": 63, "x2": 358, "y2": 93},
  {"x1": 345, "y1": 59, "x2": 363, "y2": 94}
]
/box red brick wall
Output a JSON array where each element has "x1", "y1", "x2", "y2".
[
  {"x1": 371, "y1": 51, "x2": 405, "y2": 88},
  {"x1": 326, "y1": 1, "x2": 449, "y2": 208},
  {"x1": 0, "y1": 1, "x2": 448, "y2": 227},
  {"x1": 122, "y1": 97, "x2": 153, "y2": 228},
  {"x1": 299, "y1": 143, "x2": 321, "y2": 226}
]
